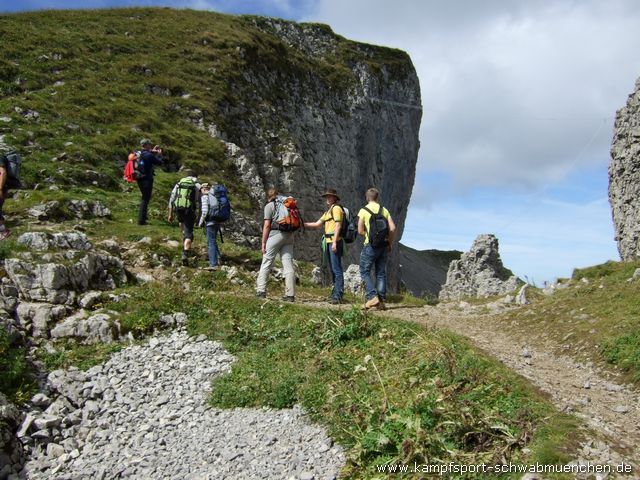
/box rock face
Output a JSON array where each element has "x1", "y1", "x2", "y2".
[
  {"x1": 399, "y1": 244, "x2": 462, "y2": 298},
  {"x1": 439, "y1": 234, "x2": 521, "y2": 300},
  {"x1": 201, "y1": 18, "x2": 422, "y2": 290},
  {"x1": 609, "y1": 77, "x2": 640, "y2": 261}
]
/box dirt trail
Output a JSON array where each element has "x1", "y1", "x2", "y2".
[{"x1": 373, "y1": 302, "x2": 640, "y2": 473}]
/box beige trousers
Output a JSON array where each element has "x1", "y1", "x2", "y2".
[{"x1": 256, "y1": 232, "x2": 295, "y2": 297}]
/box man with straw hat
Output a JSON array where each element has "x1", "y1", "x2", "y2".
[{"x1": 304, "y1": 188, "x2": 345, "y2": 304}]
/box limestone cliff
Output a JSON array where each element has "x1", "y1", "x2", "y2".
[
  {"x1": 609, "y1": 77, "x2": 640, "y2": 261},
  {"x1": 201, "y1": 18, "x2": 422, "y2": 289}
]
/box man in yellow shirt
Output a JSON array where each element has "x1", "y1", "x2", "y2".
[
  {"x1": 304, "y1": 188, "x2": 344, "y2": 304},
  {"x1": 358, "y1": 188, "x2": 396, "y2": 310}
]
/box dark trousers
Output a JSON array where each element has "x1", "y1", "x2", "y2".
[{"x1": 137, "y1": 177, "x2": 153, "y2": 225}]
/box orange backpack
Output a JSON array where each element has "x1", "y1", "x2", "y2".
[{"x1": 273, "y1": 196, "x2": 303, "y2": 232}]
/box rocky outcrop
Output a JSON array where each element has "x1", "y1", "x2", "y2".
[
  {"x1": 439, "y1": 234, "x2": 521, "y2": 300},
  {"x1": 27, "y1": 200, "x2": 111, "y2": 221},
  {"x1": 399, "y1": 244, "x2": 462, "y2": 298},
  {"x1": 4, "y1": 232, "x2": 126, "y2": 306},
  {"x1": 609, "y1": 77, "x2": 640, "y2": 261},
  {"x1": 198, "y1": 18, "x2": 421, "y2": 290}
]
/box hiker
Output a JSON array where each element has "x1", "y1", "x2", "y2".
[
  {"x1": 357, "y1": 187, "x2": 396, "y2": 310},
  {"x1": 168, "y1": 172, "x2": 200, "y2": 266},
  {"x1": 0, "y1": 151, "x2": 12, "y2": 240},
  {"x1": 256, "y1": 187, "x2": 296, "y2": 302},
  {"x1": 136, "y1": 138, "x2": 163, "y2": 225},
  {"x1": 198, "y1": 183, "x2": 221, "y2": 270},
  {"x1": 304, "y1": 188, "x2": 344, "y2": 304}
]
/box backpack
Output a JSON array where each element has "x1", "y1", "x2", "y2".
[
  {"x1": 172, "y1": 177, "x2": 197, "y2": 211},
  {"x1": 123, "y1": 151, "x2": 142, "y2": 183},
  {"x1": 273, "y1": 195, "x2": 302, "y2": 232},
  {"x1": 331, "y1": 205, "x2": 357, "y2": 244},
  {"x1": 206, "y1": 184, "x2": 231, "y2": 222},
  {"x1": 363, "y1": 205, "x2": 389, "y2": 248},
  {"x1": 2, "y1": 151, "x2": 22, "y2": 189}
]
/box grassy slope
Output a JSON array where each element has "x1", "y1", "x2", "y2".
[{"x1": 495, "y1": 261, "x2": 640, "y2": 383}]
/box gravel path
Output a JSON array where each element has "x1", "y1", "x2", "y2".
[
  {"x1": 21, "y1": 329, "x2": 344, "y2": 479},
  {"x1": 380, "y1": 303, "x2": 640, "y2": 471}
]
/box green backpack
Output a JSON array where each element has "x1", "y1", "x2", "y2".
[{"x1": 173, "y1": 177, "x2": 197, "y2": 211}]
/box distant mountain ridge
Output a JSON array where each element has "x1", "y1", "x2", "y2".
[{"x1": 399, "y1": 244, "x2": 461, "y2": 298}]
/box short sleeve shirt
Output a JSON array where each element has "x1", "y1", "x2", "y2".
[
  {"x1": 357, "y1": 202, "x2": 391, "y2": 245},
  {"x1": 264, "y1": 201, "x2": 283, "y2": 238},
  {"x1": 319, "y1": 205, "x2": 344, "y2": 244}
]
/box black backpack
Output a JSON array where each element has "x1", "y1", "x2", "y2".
[
  {"x1": 331, "y1": 205, "x2": 357, "y2": 244},
  {"x1": 363, "y1": 205, "x2": 389, "y2": 248},
  {"x1": 2, "y1": 151, "x2": 22, "y2": 189}
]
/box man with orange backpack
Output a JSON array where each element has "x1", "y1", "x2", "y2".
[{"x1": 255, "y1": 187, "x2": 301, "y2": 302}]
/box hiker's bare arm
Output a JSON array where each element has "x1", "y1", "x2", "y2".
[
  {"x1": 357, "y1": 217, "x2": 365, "y2": 236},
  {"x1": 0, "y1": 167, "x2": 6, "y2": 198},
  {"x1": 388, "y1": 216, "x2": 397, "y2": 246},
  {"x1": 261, "y1": 219, "x2": 271, "y2": 254},
  {"x1": 304, "y1": 220, "x2": 322, "y2": 229}
]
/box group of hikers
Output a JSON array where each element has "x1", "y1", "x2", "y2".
[{"x1": 1, "y1": 138, "x2": 397, "y2": 310}]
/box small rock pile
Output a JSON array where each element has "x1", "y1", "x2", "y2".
[{"x1": 19, "y1": 329, "x2": 345, "y2": 479}]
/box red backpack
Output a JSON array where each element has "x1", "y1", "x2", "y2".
[{"x1": 123, "y1": 151, "x2": 141, "y2": 183}]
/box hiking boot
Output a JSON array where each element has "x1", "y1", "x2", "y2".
[
  {"x1": 329, "y1": 297, "x2": 341, "y2": 305},
  {"x1": 0, "y1": 229, "x2": 11, "y2": 240},
  {"x1": 281, "y1": 296, "x2": 295, "y2": 303},
  {"x1": 203, "y1": 265, "x2": 218, "y2": 271},
  {"x1": 255, "y1": 291, "x2": 267, "y2": 299},
  {"x1": 181, "y1": 256, "x2": 189, "y2": 267},
  {"x1": 364, "y1": 297, "x2": 380, "y2": 310},
  {"x1": 377, "y1": 300, "x2": 387, "y2": 311}
]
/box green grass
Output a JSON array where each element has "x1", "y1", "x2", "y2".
[
  {"x1": 36, "y1": 340, "x2": 124, "y2": 371},
  {"x1": 497, "y1": 260, "x2": 640, "y2": 384},
  {"x1": 0, "y1": 328, "x2": 37, "y2": 403},
  {"x1": 188, "y1": 295, "x2": 579, "y2": 477}
]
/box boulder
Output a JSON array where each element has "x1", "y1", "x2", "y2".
[
  {"x1": 27, "y1": 200, "x2": 111, "y2": 221},
  {"x1": 15, "y1": 302, "x2": 68, "y2": 338},
  {"x1": 439, "y1": 234, "x2": 521, "y2": 300},
  {"x1": 50, "y1": 313, "x2": 120, "y2": 344},
  {"x1": 344, "y1": 264, "x2": 362, "y2": 294},
  {"x1": 4, "y1": 252, "x2": 126, "y2": 305},
  {"x1": 17, "y1": 231, "x2": 92, "y2": 251}
]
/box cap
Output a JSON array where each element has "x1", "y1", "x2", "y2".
[{"x1": 140, "y1": 138, "x2": 153, "y2": 146}]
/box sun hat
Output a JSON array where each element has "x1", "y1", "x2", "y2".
[{"x1": 320, "y1": 188, "x2": 340, "y2": 201}]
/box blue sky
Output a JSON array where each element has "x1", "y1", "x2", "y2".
[{"x1": 3, "y1": 0, "x2": 640, "y2": 284}]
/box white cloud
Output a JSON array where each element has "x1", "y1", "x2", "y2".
[{"x1": 304, "y1": 0, "x2": 640, "y2": 191}]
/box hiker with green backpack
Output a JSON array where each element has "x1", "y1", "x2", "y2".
[
  {"x1": 168, "y1": 172, "x2": 200, "y2": 266},
  {"x1": 358, "y1": 187, "x2": 396, "y2": 311},
  {"x1": 304, "y1": 188, "x2": 349, "y2": 304}
]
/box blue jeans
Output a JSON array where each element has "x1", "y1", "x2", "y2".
[
  {"x1": 325, "y1": 240, "x2": 344, "y2": 299},
  {"x1": 359, "y1": 244, "x2": 388, "y2": 301},
  {"x1": 206, "y1": 224, "x2": 220, "y2": 267}
]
